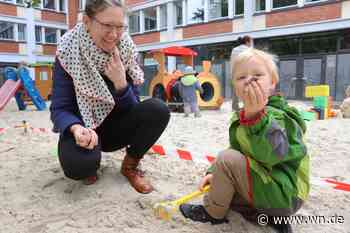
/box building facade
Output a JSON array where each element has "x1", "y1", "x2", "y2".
[
  {"x1": 1, "y1": 0, "x2": 350, "y2": 101},
  {"x1": 0, "y1": 0, "x2": 82, "y2": 85},
  {"x1": 125, "y1": 0, "x2": 350, "y2": 101}
]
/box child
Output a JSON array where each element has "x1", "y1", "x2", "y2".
[
  {"x1": 179, "y1": 49, "x2": 309, "y2": 233},
  {"x1": 340, "y1": 86, "x2": 350, "y2": 118},
  {"x1": 178, "y1": 66, "x2": 203, "y2": 117}
]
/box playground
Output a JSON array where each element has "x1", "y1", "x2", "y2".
[{"x1": 0, "y1": 97, "x2": 349, "y2": 233}]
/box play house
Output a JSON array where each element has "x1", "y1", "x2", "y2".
[{"x1": 148, "y1": 46, "x2": 223, "y2": 110}]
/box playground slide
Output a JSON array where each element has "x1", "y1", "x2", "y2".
[
  {"x1": 0, "y1": 79, "x2": 22, "y2": 111},
  {"x1": 17, "y1": 67, "x2": 46, "y2": 111}
]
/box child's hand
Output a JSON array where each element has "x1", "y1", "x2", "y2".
[
  {"x1": 242, "y1": 80, "x2": 268, "y2": 119},
  {"x1": 199, "y1": 174, "x2": 213, "y2": 191}
]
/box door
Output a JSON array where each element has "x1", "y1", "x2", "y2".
[
  {"x1": 279, "y1": 56, "x2": 325, "y2": 99},
  {"x1": 35, "y1": 66, "x2": 53, "y2": 100},
  {"x1": 279, "y1": 60, "x2": 297, "y2": 99},
  {"x1": 302, "y1": 57, "x2": 324, "y2": 98}
]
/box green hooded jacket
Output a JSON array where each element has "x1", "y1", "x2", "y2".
[{"x1": 208, "y1": 95, "x2": 310, "y2": 210}]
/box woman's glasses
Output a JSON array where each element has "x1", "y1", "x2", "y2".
[{"x1": 93, "y1": 17, "x2": 128, "y2": 33}]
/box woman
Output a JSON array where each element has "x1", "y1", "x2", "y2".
[{"x1": 50, "y1": 0, "x2": 170, "y2": 194}]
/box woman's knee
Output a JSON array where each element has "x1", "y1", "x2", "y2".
[
  {"x1": 140, "y1": 98, "x2": 170, "y2": 123},
  {"x1": 58, "y1": 134, "x2": 101, "y2": 180}
]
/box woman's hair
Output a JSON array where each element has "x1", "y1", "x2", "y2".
[
  {"x1": 237, "y1": 36, "x2": 252, "y2": 46},
  {"x1": 232, "y1": 48, "x2": 279, "y2": 84},
  {"x1": 85, "y1": 0, "x2": 124, "y2": 18},
  {"x1": 346, "y1": 86, "x2": 350, "y2": 98}
]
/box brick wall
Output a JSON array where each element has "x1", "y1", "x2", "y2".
[
  {"x1": 132, "y1": 32, "x2": 160, "y2": 45},
  {"x1": 266, "y1": 2, "x2": 341, "y2": 27},
  {"x1": 0, "y1": 41, "x2": 19, "y2": 53},
  {"x1": 183, "y1": 20, "x2": 232, "y2": 39},
  {"x1": 42, "y1": 11, "x2": 66, "y2": 23},
  {"x1": 125, "y1": 0, "x2": 147, "y2": 6},
  {"x1": 0, "y1": 2, "x2": 17, "y2": 16},
  {"x1": 43, "y1": 44, "x2": 57, "y2": 55},
  {"x1": 68, "y1": 0, "x2": 79, "y2": 28}
]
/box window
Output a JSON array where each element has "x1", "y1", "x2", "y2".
[
  {"x1": 209, "y1": 0, "x2": 228, "y2": 19},
  {"x1": 59, "y1": 0, "x2": 66, "y2": 12},
  {"x1": 79, "y1": 0, "x2": 85, "y2": 10},
  {"x1": 159, "y1": 5, "x2": 167, "y2": 29},
  {"x1": 45, "y1": 27, "x2": 57, "y2": 43},
  {"x1": 270, "y1": 37, "x2": 299, "y2": 56},
  {"x1": 16, "y1": 0, "x2": 24, "y2": 4},
  {"x1": 340, "y1": 30, "x2": 350, "y2": 50},
  {"x1": 43, "y1": 0, "x2": 55, "y2": 10},
  {"x1": 301, "y1": 35, "x2": 337, "y2": 54},
  {"x1": 305, "y1": 0, "x2": 322, "y2": 3},
  {"x1": 18, "y1": 24, "x2": 26, "y2": 41},
  {"x1": 60, "y1": 29, "x2": 67, "y2": 37},
  {"x1": 272, "y1": 0, "x2": 297, "y2": 9},
  {"x1": 144, "y1": 7, "x2": 157, "y2": 31},
  {"x1": 235, "y1": 0, "x2": 244, "y2": 15},
  {"x1": 187, "y1": 0, "x2": 204, "y2": 24},
  {"x1": 128, "y1": 11, "x2": 140, "y2": 34},
  {"x1": 174, "y1": 0, "x2": 183, "y2": 26},
  {"x1": 255, "y1": 0, "x2": 266, "y2": 11},
  {"x1": 35, "y1": 26, "x2": 42, "y2": 43},
  {"x1": 0, "y1": 21, "x2": 15, "y2": 40}
]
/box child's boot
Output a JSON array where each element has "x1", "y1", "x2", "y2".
[{"x1": 179, "y1": 204, "x2": 228, "y2": 224}]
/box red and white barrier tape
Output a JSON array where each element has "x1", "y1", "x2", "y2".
[
  {"x1": 311, "y1": 178, "x2": 350, "y2": 192},
  {"x1": 0, "y1": 126, "x2": 50, "y2": 134},
  {"x1": 151, "y1": 144, "x2": 216, "y2": 164},
  {"x1": 150, "y1": 144, "x2": 350, "y2": 193},
  {"x1": 0, "y1": 127, "x2": 7, "y2": 134}
]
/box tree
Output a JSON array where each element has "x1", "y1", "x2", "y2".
[
  {"x1": 191, "y1": 8, "x2": 204, "y2": 21},
  {"x1": 24, "y1": 0, "x2": 41, "y2": 8}
]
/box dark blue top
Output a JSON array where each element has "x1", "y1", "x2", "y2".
[{"x1": 50, "y1": 58, "x2": 140, "y2": 133}]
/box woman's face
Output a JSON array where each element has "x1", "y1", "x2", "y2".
[{"x1": 84, "y1": 6, "x2": 125, "y2": 53}]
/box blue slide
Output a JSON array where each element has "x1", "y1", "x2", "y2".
[{"x1": 17, "y1": 67, "x2": 46, "y2": 111}]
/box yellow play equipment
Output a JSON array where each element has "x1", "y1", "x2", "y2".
[{"x1": 148, "y1": 46, "x2": 223, "y2": 110}]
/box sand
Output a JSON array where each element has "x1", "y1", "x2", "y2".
[{"x1": 0, "y1": 99, "x2": 349, "y2": 233}]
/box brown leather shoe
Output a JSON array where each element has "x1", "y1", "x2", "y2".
[{"x1": 121, "y1": 155, "x2": 154, "y2": 194}]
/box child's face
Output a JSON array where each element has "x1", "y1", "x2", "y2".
[{"x1": 233, "y1": 56, "x2": 276, "y2": 101}]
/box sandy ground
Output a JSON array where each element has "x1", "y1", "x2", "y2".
[{"x1": 0, "y1": 99, "x2": 349, "y2": 233}]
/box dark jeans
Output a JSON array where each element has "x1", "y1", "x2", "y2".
[{"x1": 57, "y1": 98, "x2": 170, "y2": 180}]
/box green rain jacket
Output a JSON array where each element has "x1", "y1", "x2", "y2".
[{"x1": 209, "y1": 95, "x2": 310, "y2": 210}]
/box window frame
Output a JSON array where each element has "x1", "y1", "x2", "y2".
[
  {"x1": 43, "y1": 0, "x2": 56, "y2": 11},
  {"x1": 17, "y1": 23, "x2": 26, "y2": 41},
  {"x1": 272, "y1": 0, "x2": 298, "y2": 10},
  {"x1": 143, "y1": 7, "x2": 157, "y2": 32},
  {"x1": 254, "y1": 0, "x2": 266, "y2": 12},
  {"x1": 128, "y1": 11, "x2": 141, "y2": 35},
  {"x1": 208, "y1": 0, "x2": 229, "y2": 20},
  {"x1": 0, "y1": 21, "x2": 15, "y2": 41},
  {"x1": 44, "y1": 27, "x2": 58, "y2": 44}
]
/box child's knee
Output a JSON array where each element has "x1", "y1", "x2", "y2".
[{"x1": 216, "y1": 149, "x2": 245, "y2": 169}]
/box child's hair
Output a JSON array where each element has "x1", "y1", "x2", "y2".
[
  {"x1": 346, "y1": 86, "x2": 350, "y2": 98},
  {"x1": 232, "y1": 48, "x2": 279, "y2": 84}
]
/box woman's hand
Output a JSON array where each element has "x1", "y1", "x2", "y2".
[
  {"x1": 242, "y1": 80, "x2": 268, "y2": 119},
  {"x1": 199, "y1": 174, "x2": 213, "y2": 191},
  {"x1": 104, "y1": 48, "x2": 128, "y2": 91},
  {"x1": 70, "y1": 124, "x2": 98, "y2": 150}
]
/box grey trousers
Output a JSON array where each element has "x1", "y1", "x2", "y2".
[{"x1": 184, "y1": 102, "x2": 200, "y2": 117}]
